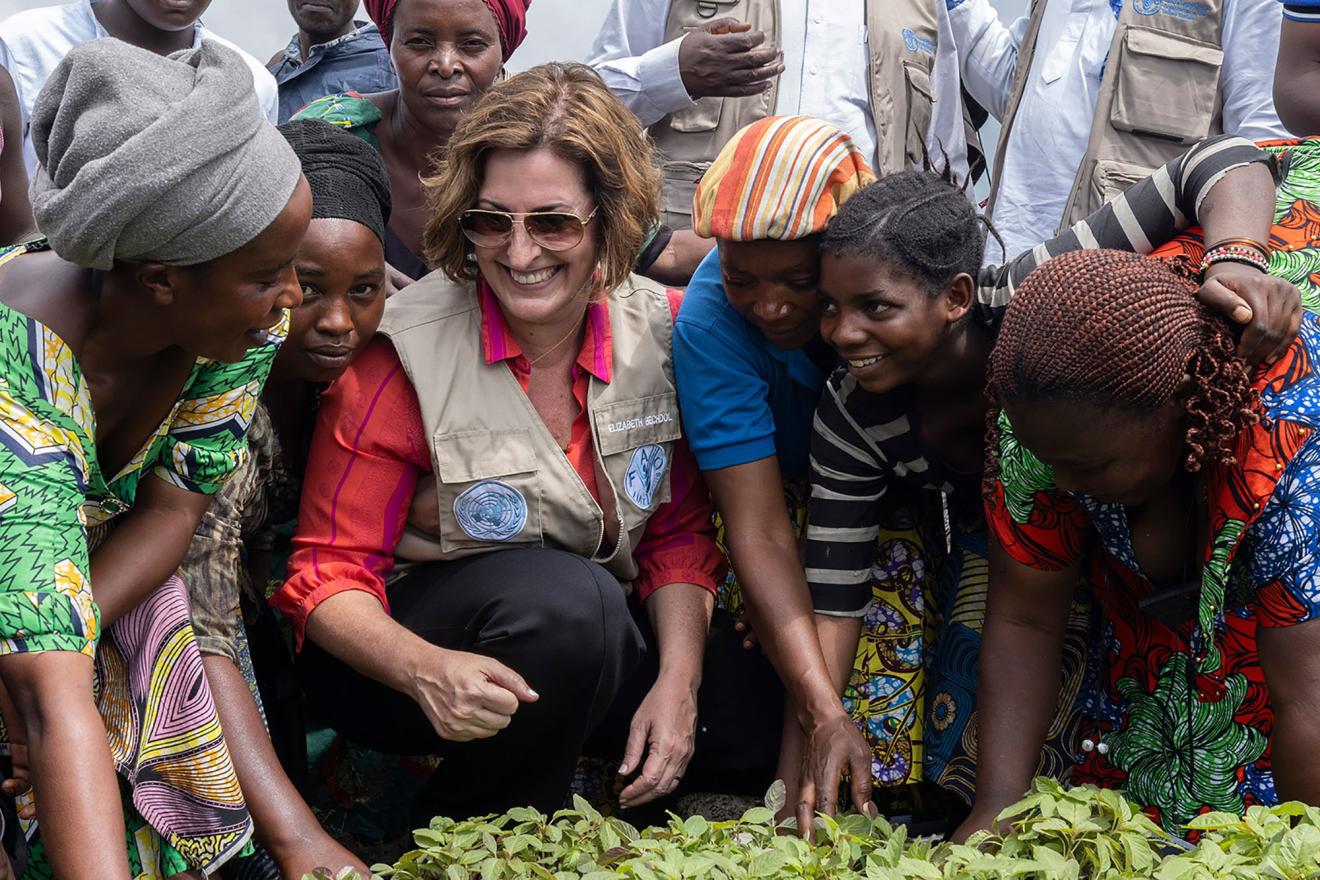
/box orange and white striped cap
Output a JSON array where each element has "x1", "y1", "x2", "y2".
[{"x1": 691, "y1": 116, "x2": 875, "y2": 241}]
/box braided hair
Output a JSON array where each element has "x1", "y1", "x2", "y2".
[
  {"x1": 984, "y1": 249, "x2": 1259, "y2": 488},
  {"x1": 819, "y1": 166, "x2": 993, "y2": 294}
]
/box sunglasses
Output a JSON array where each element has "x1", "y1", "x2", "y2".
[{"x1": 459, "y1": 207, "x2": 599, "y2": 252}]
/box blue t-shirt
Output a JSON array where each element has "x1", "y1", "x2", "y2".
[{"x1": 673, "y1": 249, "x2": 829, "y2": 478}]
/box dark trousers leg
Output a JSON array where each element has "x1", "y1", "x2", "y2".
[
  {"x1": 299, "y1": 548, "x2": 644, "y2": 819},
  {"x1": 584, "y1": 602, "x2": 785, "y2": 817}
]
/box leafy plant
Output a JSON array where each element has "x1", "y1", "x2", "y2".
[{"x1": 301, "y1": 778, "x2": 1320, "y2": 880}]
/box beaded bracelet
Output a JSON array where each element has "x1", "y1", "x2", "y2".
[
  {"x1": 1206, "y1": 237, "x2": 1270, "y2": 254},
  {"x1": 1200, "y1": 241, "x2": 1270, "y2": 275}
]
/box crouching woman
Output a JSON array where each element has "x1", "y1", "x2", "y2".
[
  {"x1": 273, "y1": 62, "x2": 726, "y2": 821},
  {"x1": 967, "y1": 249, "x2": 1320, "y2": 836}
]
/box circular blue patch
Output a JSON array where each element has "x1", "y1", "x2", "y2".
[
  {"x1": 624, "y1": 444, "x2": 668, "y2": 510},
  {"x1": 453, "y1": 480, "x2": 528, "y2": 542},
  {"x1": 1133, "y1": 0, "x2": 1161, "y2": 15}
]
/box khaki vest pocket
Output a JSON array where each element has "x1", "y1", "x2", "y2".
[
  {"x1": 669, "y1": 96, "x2": 726, "y2": 134},
  {"x1": 594, "y1": 394, "x2": 681, "y2": 517},
  {"x1": 660, "y1": 161, "x2": 711, "y2": 229},
  {"x1": 903, "y1": 61, "x2": 935, "y2": 168},
  {"x1": 1087, "y1": 157, "x2": 1154, "y2": 207},
  {"x1": 432, "y1": 430, "x2": 541, "y2": 549},
  {"x1": 1110, "y1": 27, "x2": 1223, "y2": 146},
  {"x1": 594, "y1": 394, "x2": 683, "y2": 456}
]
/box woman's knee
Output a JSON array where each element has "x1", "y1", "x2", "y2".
[{"x1": 487, "y1": 549, "x2": 641, "y2": 671}]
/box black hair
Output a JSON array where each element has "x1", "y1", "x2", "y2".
[{"x1": 820, "y1": 165, "x2": 997, "y2": 294}]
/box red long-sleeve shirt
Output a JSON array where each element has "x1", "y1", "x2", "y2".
[{"x1": 273, "y1": 285, "x2": 723, "y2": 645}]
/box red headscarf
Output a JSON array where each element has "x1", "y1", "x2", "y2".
[{"x1": 365, "y1": 0, "x2": 530, "y2": 62}]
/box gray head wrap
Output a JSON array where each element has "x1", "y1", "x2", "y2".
[{"x1": 29, "y1": 38, "x2": 302, "y2": 270}]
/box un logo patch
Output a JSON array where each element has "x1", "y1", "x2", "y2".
[{"x1": 453, "y1": 480, "x2": 528, "y2": 542}]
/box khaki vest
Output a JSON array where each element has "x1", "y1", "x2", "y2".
[
  {"x1": 377, "y1": 273, "x2": 683, "y2": 588},
  {"x1": 987, "y1": 0, "x2": 1224, "y2": 231},
  {"x1": 650, "y1": 0, "x2": 947, "y2": 229}
]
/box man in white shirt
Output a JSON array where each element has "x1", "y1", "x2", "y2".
[
  {"x1": 947, "y1": 0, "x2": 1287, "y2": 261},
  {"x1": 1, "y1": 0, "x2": 279, "y2": 174},
  {"x1": 589, "y1": 0, "x2": 977, "y2": 227}
]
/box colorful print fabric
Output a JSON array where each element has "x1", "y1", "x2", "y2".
[
  {"x1": 0, "y1": 241, "x2": 285, "y2": 873},
  {"x1": 986, "y1": 308, "x2": 1320, "y2": 832}
]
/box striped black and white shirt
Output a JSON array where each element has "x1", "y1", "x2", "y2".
[{"x1": 805, "y1": 134, "x2": 1275, "y2": 616}]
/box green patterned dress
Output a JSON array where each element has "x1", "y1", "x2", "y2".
[{"x1": 0, "y1": 241, "x2": 287, "y2": 877}]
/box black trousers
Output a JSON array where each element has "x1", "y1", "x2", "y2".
[{"x1": 299, "y1": 548, "x2": 783, "y2": 822}]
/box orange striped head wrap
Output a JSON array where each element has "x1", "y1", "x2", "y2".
[{"x1": 691, "y1": 116, "x2": 875, "y2": 241}]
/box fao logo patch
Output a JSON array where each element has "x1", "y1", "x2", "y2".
[{"x1": 624, "y1": 445, "x2": 668, "y2": 510}]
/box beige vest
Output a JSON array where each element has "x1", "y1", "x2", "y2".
[
  {"x1": 650, "y1": 0, "x2": 944, "y2": 229},
  {"x1": 988, "y1": 0, "x2": 1224, "y2": 231},
  {"x1": 377, "y1": 273, "x2": 683, "y2": 588}
]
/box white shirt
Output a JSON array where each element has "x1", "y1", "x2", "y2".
[
  {"x1": 588, "y1": 0, "x2": 971, "y2": 178},
  {"x1": 0, "y1": 0, "x2": 280, "y2": 174},
  {"x1": 946, "y1": 0, "x2": 1286, "y2": 261}
]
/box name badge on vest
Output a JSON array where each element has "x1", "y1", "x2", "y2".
[
  {"x1": 453, "y1": 479, "x2": 528, "y2": 542},
  {"x1": 624, "y1": 444, "x2": 668, "y2": 510}
]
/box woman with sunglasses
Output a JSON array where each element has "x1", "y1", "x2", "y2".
[
  {"x1": 293, "y1": 0, "x2": 709, "y2": 290},
  {"x1": 273, "y1": 63, "x2": 739, "y2": 824}
]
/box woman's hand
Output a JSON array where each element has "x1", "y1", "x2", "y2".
[
  {"x1": 616, "y1": 673, "x2": 699, "y2": 809},
  {"x1": 407, "y1": 646, "x2": 539, "y2": 742},
  {"x1": 794, "y1": 711, "x2": 874, "y2": 836},
  {"x1": 950, "y1": 802, "x2": 1013, "y2": 843},
  {"x1": 1196, "y1": 262, "x2": 1302, "y2": 366},
  {"x1": 733, "y1": 611, "x2": 760, "y2": 651}
]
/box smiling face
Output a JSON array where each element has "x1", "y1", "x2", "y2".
[
  {"x1": 471, "y1": 147, "x2": 601, "y2": 329},
  {"x1": 391, "y1": 0, "x2": 504, "y2": 139},
  {"x1": 165, "y1": 177, "x2": 312, "y2": 363},
  {"x1": 1003, "y1": 399, "x2": 1186, "y2": 506},
  {"x1": 278, "y1": 218, "x2": 386, "y2": 383},
  {"x1": 125, "y1": 0, "x2": 211, "y2": 31},
  {"x1": 717, "y1": 238, "x2": 821, "y2": 350},
  {"x1": 817, "y1": 251, "x2": 970, "y2": 393},
  {"x1": 288, "y1": 0, "x2": 358, "y2": 40}
]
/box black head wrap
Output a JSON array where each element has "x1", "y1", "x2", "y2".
[{"x1": 277, "y1": 119, "x2": 392, "y2": 245}]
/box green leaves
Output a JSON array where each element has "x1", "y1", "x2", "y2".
[{"x1": 311, "y1": 779, "x2": 1320, "y2": 880}]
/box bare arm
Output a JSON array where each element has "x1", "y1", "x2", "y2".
[
  {"x1": 953, "y1": 538, "x2": 1076, "y2": 840},
  {"x1": 1276, "y1": 20, "x2": 1320, "y2": 137},
  {"x1": 1257, "y1": 618, "x2": 1320, "y2": 805},
  {"x1": 0, "y1": 66, "x2": 34, "y2": 245},
  {"x1": 638, "y1": 229, "x2": 716, "y2": 288},
  {"x1": 89, "y1": 475, "x2": 213, "y2": 625},
  {"x1": 202, "y1": 655, "x2": 367, "y2": 876},
  {"x1": 617, "y1": 581, "x2": 713, "y2": 808},
  {"x1": 705, "y1": 459, "x2": 845, "y2": 726}
]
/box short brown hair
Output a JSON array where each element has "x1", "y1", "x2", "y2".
[{"x1": 422, "y1": 63, "x2": 660, "y2": 293}]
